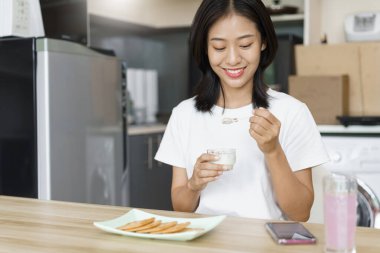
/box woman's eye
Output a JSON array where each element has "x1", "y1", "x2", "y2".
[
  {"x1": 240, "y1": 44, "x2": 252, "y2": 49},
  {"x1": 214, "y1": 47, "x2": 225, "y2": 51}
]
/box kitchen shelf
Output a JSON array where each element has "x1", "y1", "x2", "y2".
[{"x1": 271, "y1": 13, "x2": 304, "y2": 23}]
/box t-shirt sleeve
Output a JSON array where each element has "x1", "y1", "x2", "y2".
[
  {"x1": 282, "y1": 103, "x2": 330, "y2": 172},
  {"x1": 154, "y1": 106, "x2": 187, "y2": 168}
]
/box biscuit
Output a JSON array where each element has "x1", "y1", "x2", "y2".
[
  {"x1": 117, "y1": 217, "x2": 155, "y2": 230},
  {"x1": 128, "y1": 220, "x2": 162, "y2": 232},
  {"x1": 152, "y1": 222, "x2": 191, "y2": 234},
  {"x1": 138, "y1": 221, "x2": 177, "y2": 233}
]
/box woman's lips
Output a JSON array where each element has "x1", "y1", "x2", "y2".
[{"x1": 223, "y1": 67, "x2": 245, "y2": 78}]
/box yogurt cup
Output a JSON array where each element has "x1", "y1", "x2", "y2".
[{"x1": 207, "y1": 148, "x2": 236, "y2": 170}]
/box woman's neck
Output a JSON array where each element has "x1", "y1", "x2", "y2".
[{"x1": 216, "y1": 90, "x2": 252, "y2": 109}]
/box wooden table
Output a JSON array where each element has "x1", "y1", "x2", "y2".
[{"x1": 0, "y1": 195, "x2": 379, "y2": 253}]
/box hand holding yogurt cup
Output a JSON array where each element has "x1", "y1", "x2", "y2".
[
  {"x1": 188, "y1": 148, "x2": 236, "y2": 192},
  {"x1": 207, "y1": 148, "x2": 236, "y2": 170}
]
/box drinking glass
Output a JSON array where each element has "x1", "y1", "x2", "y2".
[{"x1": 323, "y1": 173, "x2": 357, "y2": 253}]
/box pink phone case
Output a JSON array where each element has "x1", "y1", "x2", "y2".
[{"x1": 265, "y1": 222, "x2": 317, "y2": 245}]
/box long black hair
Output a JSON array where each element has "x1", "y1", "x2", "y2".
[{"x1": 190, "y1": 0, "x2": 278, "y2": 112}]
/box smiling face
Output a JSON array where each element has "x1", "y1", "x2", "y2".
[{"x1": 207, "y1": 13, "x2": 265, "y2": 98}]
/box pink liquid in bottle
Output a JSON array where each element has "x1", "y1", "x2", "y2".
[{"x1": 324, "y1": 192, "x2": 356, "y2": 253}]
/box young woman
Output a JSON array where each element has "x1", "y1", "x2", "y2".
[{"x1": 155, "y1": 0, "x2": 329, "y2": 222}]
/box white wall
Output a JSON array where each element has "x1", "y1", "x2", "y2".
[{"x1": 88, "y1": 0, "x2": 202, "y2": 28}]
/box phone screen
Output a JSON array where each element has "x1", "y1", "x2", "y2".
[{"x1": 265, "y1": 222, "x2": 317, "y2": 245}]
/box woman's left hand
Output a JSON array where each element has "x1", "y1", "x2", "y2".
[{"x1": 249, "y1": 108, "x2": 281, "y2": 154}]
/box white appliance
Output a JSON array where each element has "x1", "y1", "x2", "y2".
[
  {"x1": 345, "y1": 12, "x2": 380, "y2": 42},
  {"x1": 310, "y1": 134, "x2": 380, "y2": 228},
  {"x1": 36, "y1": 38, "x2": 127, "y2": 205},
  {"x1": 0, "y1": 0, "x2": 44, "y2": 37}
]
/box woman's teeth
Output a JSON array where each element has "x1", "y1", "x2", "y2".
[
  {"x1": 226, "y1": 68, "x2": 243, "y2": 74},
  {"x1": 224, "y1": 68, "x2": 244, "y2": 78}
]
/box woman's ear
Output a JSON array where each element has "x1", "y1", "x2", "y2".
[{"x1": 261, "y1": 42, "x2": 267, "y2": 51}]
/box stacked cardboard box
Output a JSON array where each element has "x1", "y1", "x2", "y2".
[{"x1": 290, "y1": 43, "x2": 380, "y2": 124}]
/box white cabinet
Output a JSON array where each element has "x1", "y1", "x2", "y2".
[
  {"x1": 89, "y1": 0, "x2": 307, "y2": 35},
  {"x1": 88, "y1": 0, "x2": 202, "y2": 28},
  {"x1": 89, "y1": 0, "x2": 307, "y2": 29}
]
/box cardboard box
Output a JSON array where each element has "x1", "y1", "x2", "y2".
[
  {"x1": 295, "y1": 44, "x2": 362, "y2": 116},
  {"x1": 295, "y1": 43, "x2": 380, "y2": 116},
  {"x1": 359, "y1": 43, "x2": 380, "y2": 115},
  {"x1": 289, "y1": 75, "x2": 349, "y2": 125}
]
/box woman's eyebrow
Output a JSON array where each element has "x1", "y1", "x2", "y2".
[
  {"x1": 237, "y1": 34, "x2": 256, "y2": 40},
  {"x1": 209, "y1": 34, "x2": 256, "y2": 41},
  {"x1": 210, "y1": 37, "x2": 225, "y2": 42}
]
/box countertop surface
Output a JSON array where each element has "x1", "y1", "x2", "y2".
[
  {"x1": 128, "y1": 123, "x2": 166, "y2": 135},
  {"x1": 318, "y1": 125, "x2": 380, "y2": 135},
  {"x1": 127, "y1": 124, "x2": 380, "y2": 135},
  {"x1": 1, "y1": 195, "x2": 380, "y2": 253}
]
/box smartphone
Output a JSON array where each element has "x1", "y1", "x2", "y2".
[{"x1": 265, "y1": 222, "x2": 317, "y2": 245}]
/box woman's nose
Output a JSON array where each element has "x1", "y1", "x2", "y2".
[{"x1": 226, "y1": 47, "x2": 241, "y2": 65}]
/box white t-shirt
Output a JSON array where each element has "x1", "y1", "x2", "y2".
[{"x1": 155, "y1": 89, "x2": 329, "y2": 219}]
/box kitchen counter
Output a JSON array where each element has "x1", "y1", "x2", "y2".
[
  {"x1": 128, "y1": 124, "x2": 380, "y2": 136},
  {"x1": 128, "y1": 123, "x2": 166, "y2": 135},
  {"x1": 1, "y1": 196, "x2": 380, "y2": 253},
  {"x1": 318, "y1": 125, "x2": 380, "y2": 135}
]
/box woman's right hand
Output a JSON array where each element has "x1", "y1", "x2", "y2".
[{"x1": 187, "y1": 153, "x2": 226, "y2": 192}]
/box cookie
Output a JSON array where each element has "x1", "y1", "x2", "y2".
[
  {"x1": 138, "y1": 221, "x2": 177, "y2": 233},
  {"x1": 152, "y1": 222, "x2": 191, "y2": 234},
  {"x1": 129, "y1": 220, "x2": 162, "y2": 232},
  {"x1": 117, "y1": 217, "x2": 155, "y2": 230}
]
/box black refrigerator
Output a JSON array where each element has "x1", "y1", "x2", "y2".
[{"x1": 0, "y1": 37, "x2": 128, "y2": 206}]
